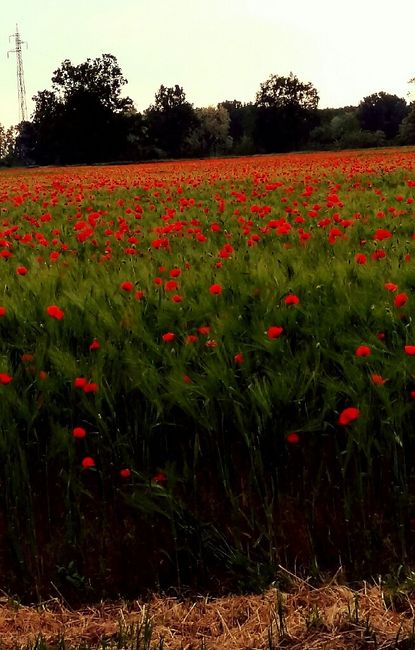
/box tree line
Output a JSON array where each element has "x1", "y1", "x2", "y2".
[{"x1": 1, "y1": 53, "x2": 415, "y2": 166}]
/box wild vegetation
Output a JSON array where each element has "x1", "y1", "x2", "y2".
[
  {"x1": 1, "y1": 55, "x2": 415, "y2": 165},
  {"x1": 1, "y1": 149, "x2": 415, "y2": 603}
]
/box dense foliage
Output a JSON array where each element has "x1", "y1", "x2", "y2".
[
  {"x1": 1, "y1": 149, "x2": 415, "y2": 598},
  {"x1": 2, "y1": 55, "x2": 415, "y2": 166}
]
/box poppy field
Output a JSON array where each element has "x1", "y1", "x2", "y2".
[{"x1": 2, "y1": 149, "x2": 415, "y2": 599}]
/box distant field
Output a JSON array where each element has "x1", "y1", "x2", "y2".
[{"x1": 1, "y1": 149, "x2": 415, "y2": 599}]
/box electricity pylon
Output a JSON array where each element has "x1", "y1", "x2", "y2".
[{"x1": 7, "y1": 24, "x2": 28, "y2": 123}]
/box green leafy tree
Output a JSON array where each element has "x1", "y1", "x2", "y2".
[
  {"x1": 0, "y1": 124, "x2": 8, "y2": 162},
  {"x1": 399, "y1": 105, "x2": 415, "y2": 144},
  {"x1": 357, "y1": 92, "x2": 408, "y2": 140},
  {"x1": 256, "y1": 72, "x2": 319, "y2": 110},
  {"x1": 309, "y1": 109, "x2": 386, "y2": 150},
  {"x1": 145, "y1": 85, "x2": 197, "y2": 158},
  {"x1": 20, "y1": 54, "x2": 134, "y2": 164},
  {"x1": 254, "y1": 72, "x2": 319, "y2": 152},
  {"x1": 0, "y1": 124, "x2": 17, "y2": 165},
  {"x1": 186, "y1": 106, "x2": 232, "y2": 157},
  {"x1": 51, "y1": 53, "x2": 133, "y2": 113},
  {"x1": 218, "y1": 100, "x2": 256, "y2": 154}
]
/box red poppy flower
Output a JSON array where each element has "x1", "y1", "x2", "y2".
[
  {"x1": 286, "y1": 432, "x2": 300, "y2": 444},
  {"x1": 394, "y1": 293, "x2": 408, "y2": 308},
  {"x1": 83, "y1": 382, "x2": 99, "y2": 393},
  {"x1": 234, "y1": 352, "x2": 245, "y2": 364},
  {"x1": 81, "y1": 456, "x2": 95, "y2": 469},
  {"x1": 38, "y1": 370, "x2": 48, "y2": 381},
  {"x1": 46, "y1": 305, "x2": 64, "y2": 320},
  {"x1": 384, "y1": 282, "x2": 398, "y2": 292},
  {"x1": 152, "y1": 471, "x2": 167, "y2": 483},
  {"x1": 354, "y1": 253, "x2": 367, "y2": 265},
  {"x1": 171, "y1": 294, "x2": 183, "y2": 303},
  {"x1": 355, "y1": 345, "x2": 371, "y2": 357},
  {"x1": 165, "y1": 280, "x2": 178, "y2": 292},
  {"x1": 185, "y1": 334, "x2": 198, "y2": 344},
  {"x1": 162, "y1": 332, "x2": 175, "y2": 342},
  {"x1": 21, "y1": 353, "x2": 34, "y2": 363},
  {"x1": 0, "y1": 251, "x2": 12, "y2": 260},
  {"x1": 134, "y1": 290, "x2": 144, "y2": 300},
  {"x1": 371, "y1": 374, "x2": 386, "y2": 385},
  {"x1": 169, "y1": 268, "x2": 181, "y2": 278},
  {"x1": 405, "y1": 345, "x2": 415, "y2": 356},
  {"x1": 0, "y1": 307, "x2": 6, "y2": 317},
  {"x1": 284, "y1": 294, "x2": 300, "y2": 305},
  {"x1": 72, "y1": 426, "x2": 87, "y2": 439},
  {"x1": 338, "y1": 407, "x2": 361, "y2": 426},
  {"x1": 89, "y1": 339, "x2": 100, "y2": 350},
  {"x1": 267, "y1": 326, "x2": 284, "y2": 339},
  {"x1": 119, "y1": 468, "x2": 131, "y2": 478},
  {"x1": 16, "y1": 266, "x2": 28, "y2": 276},
  {"x1": 198, "y1": 326, "x2": 210, "y2": 335},
  {"x1": 183, "y1": 374, "x2": 192, "y2": 384},
  {"x1": 74, "y1": 376, "x2": 87, "y2": 388},
  {"x1": 209, "y1": 283, "x2": 222, "y2": 295},
  {"x1": 373, "y1": 228, "x2": 392, "y2": 241},
  {"x1": 0, "y1": 373, "x2": 12, "y2": 385},
  {"x1": 121, "y1": 281, "x2": 134, "y2": 291}
]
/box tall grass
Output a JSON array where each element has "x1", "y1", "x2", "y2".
[{"x1": 1, "y1": 150, "x2": 415, "y2": 597}]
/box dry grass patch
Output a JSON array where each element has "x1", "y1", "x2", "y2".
[{"x1": 1, "y1": 578, "x2": 415, "y2": 649}]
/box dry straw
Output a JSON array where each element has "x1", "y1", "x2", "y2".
[{"x1": 1, "y1": 574, "x2": 415, "y2": 649}]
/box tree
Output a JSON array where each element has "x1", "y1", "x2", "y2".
[
  {"x1": 24, "y1": 54, "x2": 134, "y2": 164},
  {"x1": 27, "y1": 90, "x2": 64, "y2": 164},
  {"x1": 145, "y1": 85, "x2": 197, "y2": 158},
  {"x1": 357, "y1": 92, "x2": 408, "y2": 140},
  {"x1": 254, "y1": 72, "x2": 319, "y2": 152},
  {"x1": 50, "y1": 53, "x2": 133, "y2": 113},
  {"x1": 122, "y1": 111, "x2": 153, "y2": 160},
  {"x1": 218, "y1": 100, "x2": 244, "y2": 142},
  {"x1": 0, "y1": 124, "x2": 17, "y2": 165},
  {"x1": 399, "y1": 105, "x2": 415, "y2": 144},
  {"x1": 218, "y1": 100, "x2": 256, "y2": 153},
  {"x1": 256, "y1": 72, "x2": 319, "y2": 111},
  {"x1": 0, "y1": 125, "x2": 8, "y2": 162},
  {"x1": 186, "y1": 106, "x2": 232, "y2": 157},
  {"x1": 330, "y1": 112, "x2": 361, "y2": 144},
  {"x1": 13, "y1": 121, "x2": 37, "y2": 164},
  {"x1": 309, "y1": 108, "x2": 387, "y2": 150}
]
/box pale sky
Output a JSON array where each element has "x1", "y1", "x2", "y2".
[{"x1": 1, "y1": 0, "x2": 415, "y2": 128}]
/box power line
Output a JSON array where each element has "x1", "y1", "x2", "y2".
[{"x1": 7, "y1": 24, "x2": 28, "y2": 124}]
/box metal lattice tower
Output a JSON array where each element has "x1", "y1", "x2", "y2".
[{"x1": 7, "y1": 24, "x2": 28, "y2": 123}]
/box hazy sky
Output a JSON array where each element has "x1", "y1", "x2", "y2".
[{"x1": 2, "y1": 0, "x2": 415, "y2": 127}]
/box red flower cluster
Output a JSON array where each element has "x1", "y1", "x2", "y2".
[{"x1": 46, "y1": 305, "x2": 64, "y2": 320}]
